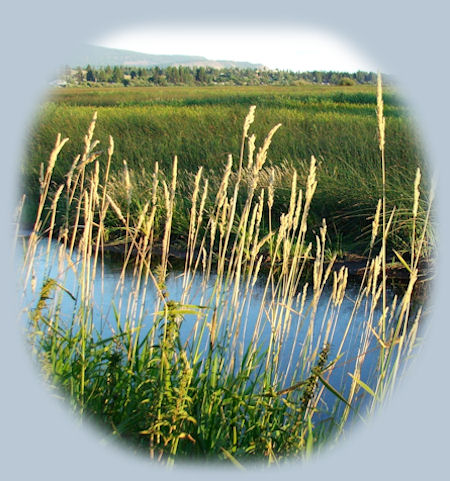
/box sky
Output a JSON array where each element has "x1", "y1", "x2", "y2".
[{"x1": 94, "y1": 25, "x2": 378, "y2": 73}]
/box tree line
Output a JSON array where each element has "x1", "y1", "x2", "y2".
[{"x1": 59, "y1": 64, "x2": 380, "y2": 87}]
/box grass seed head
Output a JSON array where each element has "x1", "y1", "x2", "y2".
[
  {"x1": 413, "y1": 168, "x2": 421, "y2": 218},
  {"x1": 243, "y1": 105, "x2": 256, "y2": 139}
]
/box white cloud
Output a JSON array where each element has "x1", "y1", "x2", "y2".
[{"x1": 94, "y1": 24, "x2": 378, "y2": 73}]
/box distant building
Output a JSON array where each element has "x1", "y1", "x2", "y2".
[{"x1": 49, "y1": 79, "x2": 68, "y2": 87}]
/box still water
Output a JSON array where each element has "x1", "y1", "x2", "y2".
[{"x1": 19, "y1": 237, "x2": 397, "y2": 420}]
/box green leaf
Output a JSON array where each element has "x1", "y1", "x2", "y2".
[
  {"x1": 323, "y1": 352, "x2": 345, "y2": 372},
  {"x1": 318, "y1": 374, "x2": 352, "y2": 408},
  {"x1": 306, "y1": 415, "x2": 314, "y2": 457},
  {"x1": 94, "y1": 332, "x2": 128, "y2": 347},
  {"x1": 393, "y1": 249, "x2": 412, "y2": 274},
  {"x1": 172, "y1": 308, "x2": 204, "y2": 316},
  {"x1": 348, "y1": 373, "x2": 376, "y2": 398},
  {"x1": 182, "y1": 304, "x2": 209, "y2": 310},
  {"x1": 220, "y1": 447, "x2": 245, "y2": 469},
  {"x1": 53, "y1": 281, "x2": 76, "y2": 301}
]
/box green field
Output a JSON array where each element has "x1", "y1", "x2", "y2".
[{"x1": 24, "y1": 84, "x2": 429, "y2": 256}]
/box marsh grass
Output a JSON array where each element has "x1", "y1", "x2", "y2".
[
  {"x1": 23, "y1": 84, "x2": 426, "y2": 255},
  {"x1": 17, "y1": 75, "x2": 432, "y2": 466}
]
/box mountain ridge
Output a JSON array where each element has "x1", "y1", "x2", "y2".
[{"x1": 69, "y1": 44, "x2": 265, "y2": 70}]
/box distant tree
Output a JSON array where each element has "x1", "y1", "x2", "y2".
[
  {"x1": 181, "y1": 66, "x2": 194, "y2": 84},
  {"x1": 68, "y1": 64, "x2": 378, "y2": 88},
  {"x1": 195, "y1": 67, "x2": 206, "y2": 83},
  {"x1": 355, "y1": 70, "x2": 365, "y2": 83},
  {"x1": 329, "y1": 72, "x2": 340, "y2": 84},
  {"x1": 111, "y1": 66, "x2": 123, "y2": 83},
  {"x1": 86, "y1": 65, "x2": 96, "y2": 82},
  {"x1": 148, "y1": 66, "x2": 163, "y2": 84},
  {"x1": 165, "y1": 66, "x2": 179, "y2": 84},
  {"x1": 96, "y1": 68, "x2": 106, "y2": 82},
  {"x1": 368, "y1": 72, "x2": 377, "y2": 83},
  {"x1": 103, "y1": 65, "x2": 113, "y2": 82}
]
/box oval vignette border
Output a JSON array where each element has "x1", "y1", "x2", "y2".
[{"x1": 0, "y1": 1, "x2": 448, "y2": 481}]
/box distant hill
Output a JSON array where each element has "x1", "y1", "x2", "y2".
[{"x1": 68, "y1": 45, "x2": 264, "y2": 70}]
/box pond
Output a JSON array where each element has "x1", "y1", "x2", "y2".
[{"x1": 17, "y1": 235, "x2": 403, "y2": 425}]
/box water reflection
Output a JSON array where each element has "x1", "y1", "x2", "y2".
[{"x1": 19, "y1": 237, "x2": 392, "y2": 422}]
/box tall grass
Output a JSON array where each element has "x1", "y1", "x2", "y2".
[
  {"x1": 23, "y1": 84, "x2": 426, "y2": 254},
  {"x1": 17, "y1": 75, "x2": 431, "y2": 466}
]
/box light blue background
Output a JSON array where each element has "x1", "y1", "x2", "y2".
[{"x1": 1, "y1": 1, "x2": 447, "y2": 479}]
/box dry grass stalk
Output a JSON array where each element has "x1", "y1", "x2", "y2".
[{"x1": 377, "y1": 72, "x2": 388, "y2": 344}]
